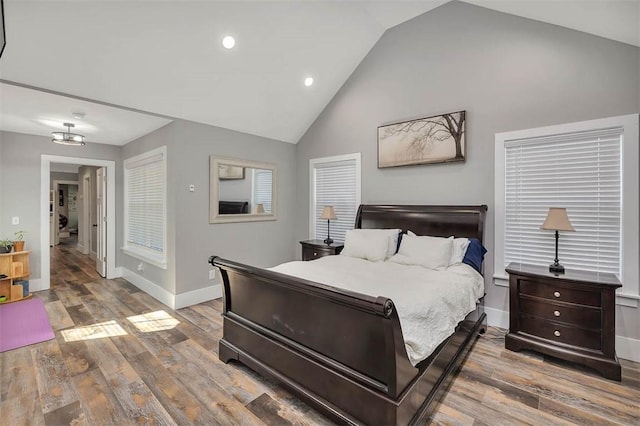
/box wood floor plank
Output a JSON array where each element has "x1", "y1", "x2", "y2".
[
  {"x1": 43, "y1": 300, "x2": 75, "y2": 331},
  {"x1": 246, "y1": 393, "x2": 310, "y2": 426},
  {"x1": 42, "y1": 400, "x2": 88, "y2": 426},
  {"x1": 1, "y1": 345, "x2": 40, "y2": 402},
  {"x1": 428, "y1": 402, "x2": 475, "y2": 426},
  {"x1": 0, "y1": 392, "x2": 46, "y2": 426},
  {"x1": 31, "y1": 340, "x2": 79, "y2": 414},
  {"x1": 130, "y1": 350, "x2": 223, "y2": 425},
  {"x1": 173, "y1": 338, "x2": 271, "y2": 405},
  {"x1": 84, "y1": 337, "x2": 177, "y2": 425},
  {"x1": 73, "y1": 368, "x2": 132, "y2": 426},
  {"x1": 55, "y1": 330, "x2": 98, "y2": 377}
]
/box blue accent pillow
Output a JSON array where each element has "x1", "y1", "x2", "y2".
[
  {"x1": 396, "y1": 231, "x2": 404, "y2": 254},
  {"x1": 462, "y1": 239, "x2": 487, "y2": 274}
]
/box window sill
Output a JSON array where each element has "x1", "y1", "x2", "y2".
[{"x1": 121, "y1": 246, "x2": 167, "y2": 270}]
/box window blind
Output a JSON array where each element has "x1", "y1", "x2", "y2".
[
  {"x1": 504, "y1": 127, "x2": 622, "y2": 275},
  {"x1": 253, "y1": 169, "x2": 272, "y2": 213},
  {"x1": 125, "y1": 152, "x2": 165, "y2": 256},
  {"x1": 313, "y1": 158, "x2": 358, "y2": 243}
]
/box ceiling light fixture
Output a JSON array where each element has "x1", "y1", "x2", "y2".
[
  {"x1": 222, "y1": 35, "x2": 236, "y2": 49},
  {"x1": 52, "y1": 123, "x2": 86, "y2": 146},
  {"x1": 304, "y1": 77, "x2": 314, "y2": 87}
]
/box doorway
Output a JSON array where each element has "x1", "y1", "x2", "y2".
[{"x1": 41, "y1": 155, "x2": 116, "y2": 290}]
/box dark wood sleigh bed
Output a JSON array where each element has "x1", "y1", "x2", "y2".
[{"x1": 209, "y1": 204, "x2": 488, "y2": 425}]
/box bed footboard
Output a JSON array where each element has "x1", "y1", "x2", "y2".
[{"x1": 209, "y1": 256, "x2": 486, "y2": 425}]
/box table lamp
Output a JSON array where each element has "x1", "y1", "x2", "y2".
[
  {"x1": 541, "y1": 207, "x2": 575, "y2": 274},
  {"x1": 320, "y1": 206, "x2": 337, "y2": 245}
]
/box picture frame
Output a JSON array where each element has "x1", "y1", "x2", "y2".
[
  {"x1": 0, "y1": 0, "x2": 6, "y2": 59},
  {"x1": 378, "y1": 110, "x2": 466, "y2": 168},
  {"x1": 218, "y1": 164, "x2": 245, "y2": 180}
]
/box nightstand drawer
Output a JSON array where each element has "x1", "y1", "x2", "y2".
[
  {"x1": 519, "y1": 297, "x2": 601, "y2": 329},
  {"x1": 519, "y1": 316, "x2": 601, "y2": 350},
  {"x1": 519, "y1": 280, "x2": 601, "y2": 307},
  {"x1": 302, "y1": 246, "x2": 332, "y2": 261}
]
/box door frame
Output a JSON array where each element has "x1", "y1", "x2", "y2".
[
  {"x1": 52, "y1": 179, "x2": 79, "y2": 246},
  {"x1": 41, "y1": 155, "x2": 117, "y2": 289}
]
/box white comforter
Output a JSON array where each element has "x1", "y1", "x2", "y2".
[{"x1": 269, "y1": 255, "x2": 484, "y2": 366}]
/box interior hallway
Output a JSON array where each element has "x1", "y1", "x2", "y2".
[{"x1": 0, "y1": 243, "x2": 638, "y2": 425}]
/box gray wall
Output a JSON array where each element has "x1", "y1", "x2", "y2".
[
  {"x1": 0, "y1": 131, "x2": 121, "y2": 279},
  {"x1": 121, "y1": 119, "x2": 297, "y2": 296},
  {"x1": 295, "y1": 2, "x2": 640, "y2": 338}
]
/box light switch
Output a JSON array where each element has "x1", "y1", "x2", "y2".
[
  {"x1": 11, "y1": 217, "x2": 19, "y2": 225},
  {"x1": 209, "y1": 269, "x2": 216, "y2": 280}
]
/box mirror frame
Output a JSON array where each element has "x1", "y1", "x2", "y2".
[{"x1": 209, "y1": 155, "x2": 277, "y2": 223}]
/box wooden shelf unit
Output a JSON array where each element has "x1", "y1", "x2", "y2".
[{"x1": 0, "y1": 250, "x2": 31, "y2": 304}]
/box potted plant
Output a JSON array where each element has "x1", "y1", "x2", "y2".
[
  {"x1": 0, "y1": 239, "x2": 13, "y2": 254},
  {"x1": 13, "y1": 231, "x2": 26, "y2": 252}
]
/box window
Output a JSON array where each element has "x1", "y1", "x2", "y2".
[
  {"x1": 252, "y1": 168, "x2": 272, "y2": 213},
  {"x1": 310, "y1": 153, "x2": 361, "y2": 243},
  {"x1": 495, "y1": 115, "x2": 639, "y2": 304},
  {"x1": 123, "y1": 146, "x2": 167, "y2": 268}
]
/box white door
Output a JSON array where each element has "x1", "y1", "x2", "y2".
[{"x1": 96, "y1": 167, "x2": 107, "y2": 277}]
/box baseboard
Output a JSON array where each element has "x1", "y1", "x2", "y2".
[
  {"x1": 90, "y1": 251, "x2": 97, "y2": 261},
  {"x1": 120, "y1": 268, "x2": 175, "y2": 310},
  {"x1": 76, "y1": 243, "x2": 86, "y2": 253},
  {"x1": 174, "y1": 284, "x2": 222, "y2": 310},
  {"x1": 484, "y1": 306, "x2": 640, "y2": 362},
  {"x1": 616, "y1": 335, "x2": 640, "y2": 363},
  {"x1": 113, "y1": 267, "x2": 124, "y2": 278},
  {"x1": 485, "y1": 306, "x2": 509, "y2": 329}
]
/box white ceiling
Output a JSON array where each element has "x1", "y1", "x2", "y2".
[
  {"x1": 0, "y1": 1, "x2": 637, "y2": 144},
  {"x1": 0, "y1": 83, "x2": 172, "y2": 145}
]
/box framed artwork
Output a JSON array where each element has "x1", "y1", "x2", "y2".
[
  {"x1": 378, "y1": 110, "x2": 466, "y2": 168},
  {"x1": 219, "y1": 164, "x2": 245, "y2": 180},
  {"x1": 0, "y1": 0, "x2": 6, "y2": 59},
  {"x1": 58, "y1": 189, "x2": 64, "y2": 206}
]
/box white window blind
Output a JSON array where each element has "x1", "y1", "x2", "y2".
[
  {"x1": 504, "y1": 128, "x2": 622, "y2": 275},
  {"x1": 124, "y1": 147, "x2": 166, "y2": 267},
  {"x1": 311, "y1": 154, "x2": 361, "y2": 243},
  {"x1": 253, "y1": 169, "x2": 272, "y2": 213}
]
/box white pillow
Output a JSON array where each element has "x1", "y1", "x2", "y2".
[
  {"x1": 450, "y1": 238, "x2": 470, "y2": 265},
  {"x1": 341, "y1": 229, "x2": 400, "y2": 261},
  {"x1": 405, "y1": 232, "x2": 469, "y2": 266},
  {"x1": 389, "y1": 235, "x2": 453, "y2": 270}
]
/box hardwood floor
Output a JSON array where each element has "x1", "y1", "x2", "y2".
[{"x1": 1, "y1": 241, "x2": 639, "y2": 425}]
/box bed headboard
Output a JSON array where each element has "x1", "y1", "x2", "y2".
[{"x1": 355, "y1": 205, "x2": 488, "y2": 242}]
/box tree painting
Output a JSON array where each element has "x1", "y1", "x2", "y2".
[{"x1": 378, "y1": 111, "x2": 465, "y2": 168}]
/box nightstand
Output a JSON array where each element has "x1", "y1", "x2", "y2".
[
  {"x1": 300, "y1": 240, "x2": 343, "y2": 261},
  {"x1": 505, "y1": 262, "x2": 622, "y2": 381}
]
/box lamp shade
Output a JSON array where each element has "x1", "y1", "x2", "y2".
[
  {"x1": 320, "y1": 206, "x2": 337, "y2": 220},
  {"x1": 541, "y1": 208, "x2": 575, "y2": 231}
]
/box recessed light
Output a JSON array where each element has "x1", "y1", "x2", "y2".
[
  {"x1": 304, "y1": 77, "x2": 314, "y2": 87},
  {"x1": 222, "y1": 35, "x2": 236, "y2": 49},
  {"x1": 72, "y1": 112, "x2": 85, "y2": 120}
]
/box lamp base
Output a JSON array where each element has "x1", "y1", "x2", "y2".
[
  {"x1": 324, "y1": 237, "x2": 333, "y2": 245},
  {"x1": 549, "y1": 263, "x2": 565, "y2": 274}
]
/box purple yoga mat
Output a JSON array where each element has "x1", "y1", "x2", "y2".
[{"x1": 0, "y1": 298, "x2": 55, "y2": 352}]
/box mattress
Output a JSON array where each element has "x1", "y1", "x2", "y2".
[{"x1": 269, "y1": 255, "x2": 484, "y2": 366}]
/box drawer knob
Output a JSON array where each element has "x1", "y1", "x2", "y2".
[
  {"x1": 554, "y1": 310, "x2": 561, "y2": 317},
  {"x1": 553, "y1": 291, "x2": 561, "y2": 298},
  {"x1": 554, "y1": 330, "x2": 561, "y2": 337},
  {"x1": 313, "y1": 252, "x2": 318, "y2": 256}
]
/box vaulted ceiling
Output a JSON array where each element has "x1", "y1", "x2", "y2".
[{"x1": 1, "y1": 1, "x2": 638, "y2": 145}]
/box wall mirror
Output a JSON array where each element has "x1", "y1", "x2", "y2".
[{"x1": 209, "y1": 156, "x2": 277, "y2": 223}]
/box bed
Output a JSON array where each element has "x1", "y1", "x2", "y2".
[{"x1": 208, "y1": 204, "x2": 488, "y2": 425}]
